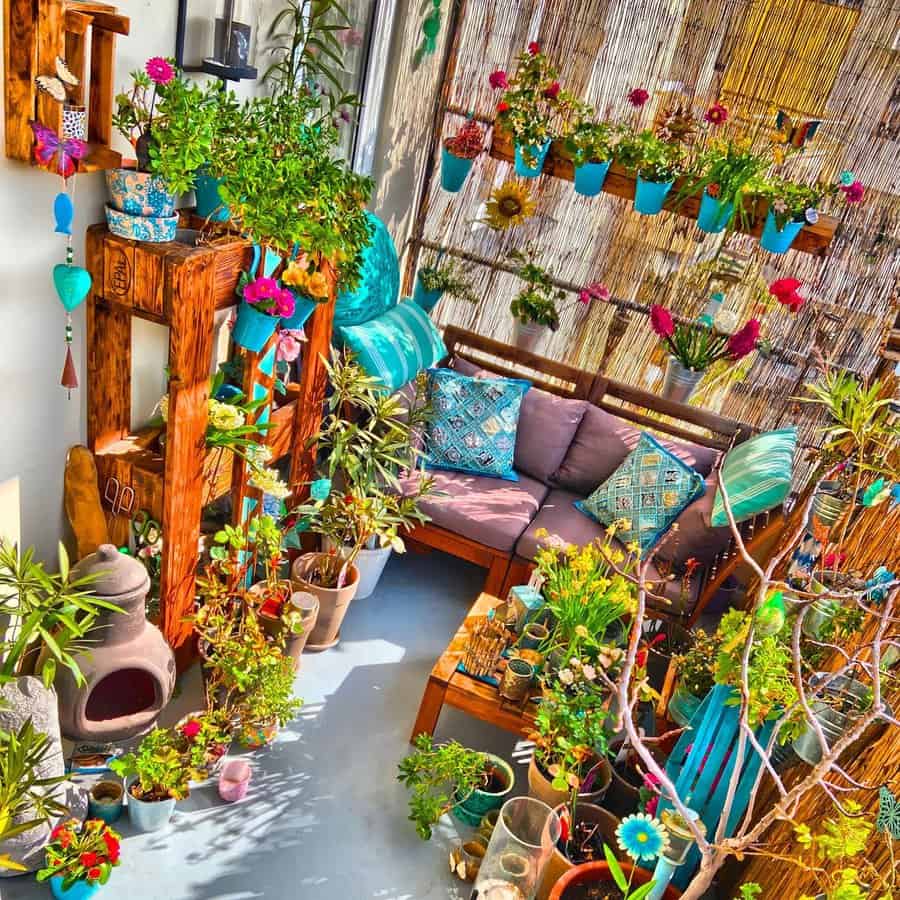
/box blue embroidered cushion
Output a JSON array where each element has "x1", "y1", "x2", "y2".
[
  {"x1": 576, "y1": 432, "x2": 706, "y2": 551},
  {"x1": 424, "y1": 368, "x2": 531, "y2": 481}
]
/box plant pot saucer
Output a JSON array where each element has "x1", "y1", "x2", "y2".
[{"x1": 305, "y1": 631, "x2": 341, "y2": 652}]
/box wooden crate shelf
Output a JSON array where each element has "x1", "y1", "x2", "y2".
[{"x1": 489, "y1": 130, "x2": 837, "y2": 256}]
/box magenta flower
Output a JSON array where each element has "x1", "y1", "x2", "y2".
[
  {"x1": 650, "y1": 304, "x2": 674, "y2": 338},
  {"x1": 627, "y1": 87, "x2": 650, "y2": 108},
  {"x1": 274, "y1": 288, "x2": 296, "y2": 319},
  {"x1": 704, "y1": 102, "x2": 728, "y2": 125},
  {"x1": 840, "y1": 180, "x2": 864, "y2": 203},
  {"x1": 146, "y1": 56, "x2": 175, "y2": 86},
  {"x1": 727, "y1": 319, "x2": 760, "y2": 360},
  {"x1": 543, "y1": 81, "x2": 561, "y2": 100},
  {"x1": 489, "y1": 70, "x2": 508, "y2": 90},
  {"x1": 180, "y1": 719, "x2": 201, "y2": 740}
]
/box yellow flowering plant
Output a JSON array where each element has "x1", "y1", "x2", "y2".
[{"x1": 282, "y1": 254, "x2": 333, "y2": 302}]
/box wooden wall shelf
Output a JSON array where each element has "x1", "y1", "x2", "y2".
[{"x1": 489, "y1": 130, "x2": 837, "y2": 256}]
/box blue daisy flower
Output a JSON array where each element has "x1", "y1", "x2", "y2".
[{"x1": 616, "y1": 813, "x2": 670, "y2": 861}]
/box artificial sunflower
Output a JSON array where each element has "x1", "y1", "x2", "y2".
[{"x1": 484, "y1": 180, "x2": 535, "y2": 231}]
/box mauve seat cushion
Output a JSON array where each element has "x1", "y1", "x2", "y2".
[
  {"x1": 400, "y1": 469, "x2": 548, "y2": 552},
  {"x1": 552, "y1": 405, "x2": 720, "y2": 495}
]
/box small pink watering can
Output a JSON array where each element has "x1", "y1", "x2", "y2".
[{"x1": 218, "y1": 760, "x2": 252, "y2": 802}]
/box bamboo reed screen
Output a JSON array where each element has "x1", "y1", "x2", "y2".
[{"x1": 379, "y1": 0, "x2": 900, "y2": 458}]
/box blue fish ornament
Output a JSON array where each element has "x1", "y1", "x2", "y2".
[{"x1": 54, "y1": 192, "x2": 74, "y2": 235}]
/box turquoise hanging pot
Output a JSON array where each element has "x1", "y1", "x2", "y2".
[
  {"x1": 53, "y1": 263, "x2": 92, "y2": 312},
  {"x1": 233, "y1": 302, "x2": 279, "y2": 352},
  {"x1": 441, "y1": 147, "x2": 474, "y2": 192},
  {"x1": 633, "y1": 175, "x2": 674, "y2": 215},
  {"x1": 413, "y1": 277, "x2": 443, "y2": 313},
  {"x1": 696, "y1": 190, "x2": 734, "y2": 233},
  {"x1": 513, "y1": 139, "x2": 551, "y2": 177},
  {"x1": 280, "y1": 294, "x2": 318, "y2": 330},
  {"x1": 573, "y1": 159, "x2": 611, "y2": 197},
  {"x1": 194, "y1": 172, "x2": 230, "y2": 222},
  {"x1": 760, "y1": 209, "x2": 804, "y2": 253}
]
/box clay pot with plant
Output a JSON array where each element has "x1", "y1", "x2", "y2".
[
  {"x1": 550, "y1": 851, "x2": 680, "y2": 899},
  {"x1": 174, "y1": 709, "x2": 232, "y2": 778}
]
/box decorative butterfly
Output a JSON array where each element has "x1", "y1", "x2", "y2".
[
  {"x1": 775, "y1": 110, "x2": 820, "y2": 148},
  {"x1": 876, "y1": 785, "x2": 900, "y2": 840},
  {"x1": 30, "y1": 121, "x2": 87, "y2": 179},
  {"x1": 35, "y1": 56, "x2": 79, "y2": 103}
]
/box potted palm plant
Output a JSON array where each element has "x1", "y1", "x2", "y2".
[{"x1": 508, "y1": 247, "x2": 564, "y2": 352}]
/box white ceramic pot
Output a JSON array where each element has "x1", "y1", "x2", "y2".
[
  {"x1": 512, "y1": 320, "x2": 546, "y2": 353},
  {"x1": 322, "y1": 538, "x2": 392, "y2": 600}
]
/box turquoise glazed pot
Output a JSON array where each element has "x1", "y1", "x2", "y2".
[
  {"x1": 194, "y1": 172, "x2": 230, "y2": 222},
  {"x1": 441, "y1": 147, "x2": 475, "y2": 192},
  {"x1": 452, "y1": 754, "x2": 515, "y2": 827},
  {"x1": 514, "y1": 140, "x2": 551, "y2": 177},
  {"x1": 633, "y1": 176, "x2": 674, "y2": 215},
  {"x1": 760, "y1": 209, "x2": 804, "y2": 253},
  {"x1": 413, "y1": 278, "x2": 443, "y2": 313},
  {"x1": 280, "y1": 295, "x2": 318, "y2": 330},
  {"x1": 50, "y1": 877, "x2": 101, "y2": 900},
  {"x1": 233, "y1": 301, "x2": 279, "y2": 352},
  {"x1": 87, "y1": 781, "x2": 124, "y2": 824},
  {"x1": 667, "y1": 685, "x2": 704, "y2": 727},
  {"x1": 105, "y1": 168, "x2": 175, "y2": 217},
  {"x1": 696, "y1": 190, "x2": 734, "y2": 233},
  {"x1": 573, "y1": 160, "x2": 611, "y2": 197},
  {"x1": 105, "y1": 205, "x2": 178, "y2": 243}
]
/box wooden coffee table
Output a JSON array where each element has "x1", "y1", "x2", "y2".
[{"x1": 410, "y1": 592, "x2": 537, "y2": 741}]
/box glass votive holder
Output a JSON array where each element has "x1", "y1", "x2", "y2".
[{"x1": 500, "y1": 658, "x2": 534, "y2": 702}]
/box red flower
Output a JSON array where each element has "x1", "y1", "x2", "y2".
[
  {"x1": 102, "y1": 831, "x2": 120, "y2": 862},
  {"x1": 769, "y1": 278, "x2": 805, "y2": 312},
  {"x1": 180, "y1": 719, "x2": 202, "y2": 740},
  {"x1": 704, "y1": 102, "x2": 728, "y2": 125},
  {"x1": 726, "y1": 319, "x2": 760, "y2": 359},
  {"x1": 87, "y1": 867, "x2": 102, "y2": 882},
  {"x1": 840, "y1": 179, "x2": 864, "y2": 203},
  {"x1": 528, "y1": 41, "x2": 540, "y2": 55},
  {"x1": 627, "y1": 87, "x2": 650, "y2": 108},
  {"x1": 80, "y1": 852, "x2": 98, "y2": 868},
  {"x1": 636, "y1": 649, "x2": 648, "y2": 668},
  {"x1": 496, "y1": 100, "x2": 509, "y2": 114},
  {"x1": 543, "y1": 81, "x2": 561, "y2": 100},
  {"x1": 823, "y1": 551, "x2": 846, "y2": 569},
  {"x1": 488, "y1": 70, "x2": 508, "y2": 90},
  {"x1": 650, "y1": 304, "x2": 675, "y2": 339},
  {"x1": 706, "y1": 182, "x2": 720, "y2": 198}
]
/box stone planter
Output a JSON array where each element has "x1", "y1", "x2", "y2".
[
  {"x1": 512, "y1": 319, "x2": 546, "y2": 353},
  {"x1": 290, "y1": 553, "x2": 360, "y2": 651},
  {"x1": 661, "y1": 356, "x2": 703, "y2": 404},
  {"x1": 452, "y1": 754, "x2": 515, "y2": 827},
  {"x1": 527, "y1": 755, "x2": 611, "y2": 810}
]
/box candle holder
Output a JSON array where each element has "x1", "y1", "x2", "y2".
[
  {"x1": 463, "y1": 617, "x2": 509, "y2": 678},
  {"x1": 500, "y1": 658, "x2": 534, "y2": 702}
]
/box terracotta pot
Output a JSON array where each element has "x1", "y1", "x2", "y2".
[
  {"x1": 290, "y1": 553, "x2": 360, "y2": 651},
  {"x1": 250, "y1": 583, "x2": 319, "y2": 671},
  {"x1": 528, "y1": 755, "x2": 612, "y2": 809},
  {"x1": 536, "y1": 803, "x2": 621, "y2": 900},
  {"x1": 550, "y1": 860, "x2": 681, "y2": 899}
]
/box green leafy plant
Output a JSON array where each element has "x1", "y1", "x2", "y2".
[
  {"x1": 417, "y1": 258, "x2": 480, "y2": 305},
  {"x1": 756, "y1": 171, "x2": 864, "y2": 231},
  {"x1": 174, "y1": 710, "x2": 233, "y2": 775},
  {"x1": 508, "y1": 246, "x2": 565, "y2": 329},
  {"x1": 564, "y1": 119, "x2": 619, "y2": 167},
  {"x1": 397, "y1": 735, "x2": 491, "y2": 840},
  {"x1": 617, "y1": 128, "x2": 683, "y2": 182},
  {"x1": 602, "y1": 844, "x2": 657, "y2": 900},
  {"x1": 109, "y1": 727, "x2": 202, "y2": 802},
  {"x1": 672, "y1": 628, "x2": 722, "y2": 699},
  {"x1": 36, "y1": 819, "x2": 121, "y2": 891}
]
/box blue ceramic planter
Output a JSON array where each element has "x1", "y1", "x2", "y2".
[
  {"x1": 50, "y1": 876, "x2": 101, "y2": 900},
  {"x1": 87, "y1": 781, "x2": 124, "y2": 824},
  {"x1": 633, "y1": 176, "x2": 674, "y2": 215},
  {"x1": 233, "y1": 301, "x2": 279, "y2": 352},
  {"x1": 441, "y1": 147, "x2": 474, "y2": 193},
  {"x1": 452, "y1": 754, "x2": 515, "y2": 826},
  {"x1": 514, "y1": 140, "x2": 551, "y2": 177},
  {"x1": 413, "y1": 279, "x2": 443, "y2": 313},
  {"x1": 194, "y1": 173, "x2": 230, "y2": 222},
  {"x1": 696, "y1": 191, "x2": 734, "y2": 233},
  {"x1": 105, "y1": 205, "x2": 178, "y2": 243},
  {"x1": 106, "y1": 169, "x2": 175, "y2": 217},
  {"x1": 573, "y1": 160, "x2": 611, "y2": 197},
  {"x1": 280, "y1": 295, "x2": 318, "y2": 330},
  {"x1": 126, "y1": 785, "x2": 176, "y2": 832},
  {"x1": 760, "y1": 210, "x2": 804, "y2": 254}
]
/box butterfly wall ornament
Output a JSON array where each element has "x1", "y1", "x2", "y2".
[
  {"x1": 30, "y1": 121, "x2": 87, "y2": 179},
  {"x1": 35, "y1": 56, "x2": 80, "y2": 103},
  {"x1": 775, "y1": 110, "x2": 821, "y2": 148}
]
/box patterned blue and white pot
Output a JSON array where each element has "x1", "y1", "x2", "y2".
[
  {"x1": 106, "y1": 168, "x2": 176, "y2": 217},
  {"x1": 105, "y1": 205, "x2": 178, "y2": 243}
]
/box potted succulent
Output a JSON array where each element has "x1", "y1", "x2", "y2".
[
  {"x1": 668, "y1": 629, "x2": 721, "y2": 726},
  {"x1": 564, "y1": 118, "x2": 618, "y2": 197},
  {"x1": 232, "y1": 274, "x2": 296, "y2": 353},
  {"x1": 174, "y1": 709, "x2": 233, "y2": 777},
  {"x1": 617, "y1": 129, "x2": 684, "y2": 215},
  {"x1": 508, "y1": 246, "x2": 565, "y2": 351},
  {"x1": 36, "y1": 819, "x2": 121, "y2": 900},
  {"x1": 109, "y1": 727, "x2": 200, "y2": 832},
  {"x1": 233, "y1": 647, "x2": 302, "y2": 749},
  {"x1": 397, "y1": 735, "x2": 514, "y2": 840},
  {"x1": 441, "y1": 117, "x2": 484, "y2": 192},
  {"x1": 413, "y1": 257, "x2": 479, "y2": 313}
]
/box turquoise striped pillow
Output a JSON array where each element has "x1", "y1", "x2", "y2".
[
  {"x1": 337, "y1": 301, "x2": 447, "y2": 392},
  {"x1": 711, "y1": 428, "x2": 797, "y2": 526}
]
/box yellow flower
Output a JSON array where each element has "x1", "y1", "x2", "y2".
[
  {"x1": 574, "y1": 625, "x2": 590, "y2": 639},
  {"x1": 484, "y1": 180, "x2": 536, "y2": 231},
  {"x1": 282, "y1": 261, "x2": 309, "y2": 289},
  {"x1": 306, "y1": 271, "x2": 330, "y2": 299},
  {"x1": 535, "y1": 527, "x2": 549, "y2": 539}
]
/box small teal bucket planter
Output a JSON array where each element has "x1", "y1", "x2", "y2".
[
  {"x1": 452, "y1": 754, "x2": 515, "y2": 826},
  {"x1": 50, "y1": 877, "x2": 102, "y2": 900},
  {"x1": 513, "y1": 140, "x2": 551, "y2": 178},
  {"x1": 233, "y1": 302, "x2": 279, "y2": 352},
  {"x1": 573, "y1": 159, "x2": 611, "y2": 197},
  {"x1": 760, "y1": 210, "x2": 804, "y2": 254},
  {"x1": 194, "y1": 173, "x2": 230, "y2": 222},
  {"x1": 280, "y1": 294, "x2": 318, "y2": 330},
  {"x1": 413, "y1": 279, "x2": 443, "y2": 313},
  {"x1": 441, "y1": 147, "x2": 474, "y2": 193},
  {"x1": 634, "y1": 176, "x2": 674, "y2": 215},
  {"x1": 696, "y1": 191, "x2": 734, "y2": 233}
]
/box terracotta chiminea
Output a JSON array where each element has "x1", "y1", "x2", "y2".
[{"x1": 54, "y1": 544, "x2": 176, "y2": 741}]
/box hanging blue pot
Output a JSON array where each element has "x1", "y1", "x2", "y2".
[
  {"x1": 513, "y1": 139, "x2": 551, "y2": 178},
  {"x1": 280, "y1": 294, "x2": 318, "y2": 330},
  {"x1": 233, "y1": 302, "x2": 279, "y2": 352},
  {"x1": 441, "y1": 147, "x2": 474, "y2": 193},
  {"x1": 413, "y1": 278, "x2": 443, "y2": 313},
  {"x1": 50, "y1": 876, "x2": 102, "y2": 900},
  {"x1": 194, "y1": 172, "x2": 230, "y2": 222},
  {"x1": 760, "y1": 209, "x2": 804, "y2": 254},
  {"x1": 573, "y1": 159, "x2": 611, "y2": 197},
  {"x1": 633, "y1": 175, "x2": 675, "y2": 215},
  {"x1": 696, "y1": 190, "x2": 734, "y2": 233}
]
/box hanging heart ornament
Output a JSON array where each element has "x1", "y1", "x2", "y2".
[{"x1": 53, "y1": 263, "x2": 92, "y2": 311}]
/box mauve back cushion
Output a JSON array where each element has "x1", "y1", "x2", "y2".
[
  {"x1": 553, "y1": 405, "x2": 720, "y2": 495},
  {"x1": 656, "y1": 475, "x2": 732, "y2": 565}
]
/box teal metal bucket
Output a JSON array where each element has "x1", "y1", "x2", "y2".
[
  {"x1": 633, "y1": 176, "x2": 674, "y2": 215},
  {"x1": 696, "y1": 191, "x2": 734, "y2": 233},
  {"x1": 280, "y1": 294, "x2": 318, "y2": 330},
  {"x1": 194, "y1": 173, "x2": 230, "y2": 222},
  {"x1": 441, "y1": 147, "x2": 474, "y2": 192},
  {"x1": 233, "y1": 301, "x2": 279, "y2": 352},
  {"x1": 760, "y1": 210, "x2": 804, "y2": 253},
  {"x1": 573, "y1": 160, "x2": 611, "y2": 197},
  {"x1": 514, "y1": 140, "x2": 551, "y2": 177},
  {"x1": 50, "y1": 877, "x2": 101, "y2": 900},
  {"x1": 413, "y1": 279, "x2": 443, "y2": 313}
]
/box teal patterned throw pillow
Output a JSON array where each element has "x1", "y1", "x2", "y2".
[
  {"x1": 576, "y1": 432, "x2": 705, "y2": 551},
  {"x1": 424, "y1": 369, "x2": 531, "y2": 481}
]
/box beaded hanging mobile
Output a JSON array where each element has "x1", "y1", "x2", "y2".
[{"x1": 31, "y1": 57, "x2": 92, "y2": 397}]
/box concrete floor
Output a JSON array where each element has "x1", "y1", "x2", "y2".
[{"x1": 2, "y1": 550, "x2": 532, "y2": 900}]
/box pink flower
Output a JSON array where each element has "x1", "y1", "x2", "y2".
[
  {"x1": 276, "y1": 329, "x2": 304, "y2": 363},
  {"x1": 578, "y1": 281, "x2": 610, "y2": 304},
  {"x1": 244, "y1": 276, "x2": 278, "y2": 305},
  {"x1": 489, "y1": 70, "x2": 508, "y2": 90},
  {"x1": 274, "y1": 288, "x2": 296, "y2": 318},
  {"x1": 645, "y1": 795, "x2": 659, "y2": 816},
  {"x1": 650, "y1": 304, "x2": 675, "y2": 338},
  {"x1": 543, "y1": 81, "x2": 561, "y2": 100},
  {"x1": 181, "y1": 719, "x2": 201, "y2": 740},
  {"x1": 146, "y1": 56, "x2": 175, "y2": 86},
  {"x1": 727, "y1": 319, "x2": 760, "y2": 359},
  {"x1": 769, "y1": 278, "x2": 805, "y2": 312},
  {"x1": 704, "y1": 102, "x2": 728, "y2": 125},
  {"x1": 528, "y1": 41, "x2": 541, "y2": 56},
  {"x1": 627, "y1": 87, "x2": 650, "y2": 108},
  {"x1": 339, "y1": 28, "x2": 363, "y2": 47},
  {"x1": 840, "y1": 179, "x2": 864, "y2": 203}
]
